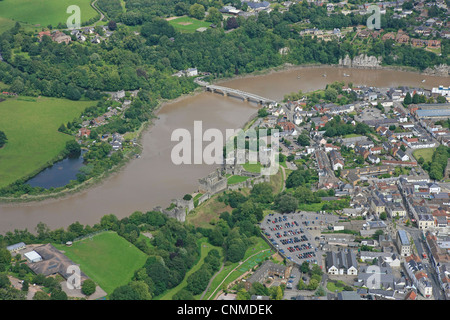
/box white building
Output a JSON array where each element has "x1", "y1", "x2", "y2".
[
  {"x1": 24, "y1": 251, "x2": 43, "y2": 263},
  {"x1": 186, "y1": 68, "x2": 198, "y2": 77}
]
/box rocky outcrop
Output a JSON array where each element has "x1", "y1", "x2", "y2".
[
  {"x1": 423, "y1": 64, "x2": 450, "y2": 77},
  {"x1": 339, "y1": 54, "x2": 382, "y2": 69}
]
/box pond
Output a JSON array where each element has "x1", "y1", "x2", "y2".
[{"x1": 25, "y1": 150, "x2": 87, "y2": 189}]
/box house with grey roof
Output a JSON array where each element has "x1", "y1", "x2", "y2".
[
  {"x1": 6, "y1": 242, "x2": 26, "y2": 253},
  {"x1": 396, "y1": 229, "x2": 411, "y2": 257},
  {"x1": 356, "y1": 260, "x2": 397, "y2": 290},
  {"x1": 326, "y1": 249, "x2": 358, "y2": 275},
  {"x1": 244, "y1": 260, "x2": 289, "y2": 290}
]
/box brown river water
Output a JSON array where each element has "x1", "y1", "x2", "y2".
[{"x1": 0, "y1": 66, "x2": 449, "y2": 234}]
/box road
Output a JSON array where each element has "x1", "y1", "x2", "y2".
[
  {"x1": 400, "y1": 226, "x2": 445, "y2": 300},
  {"x1": 91, "y1": 0, "x2": 105, "y2": 27}
]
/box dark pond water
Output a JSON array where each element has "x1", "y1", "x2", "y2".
[{"x1": 26, "y1": 150, "x2": 87, "y2": 189}]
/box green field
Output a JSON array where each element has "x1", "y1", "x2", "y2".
[
  {"x1": 54, "y1": 231, "x2": 148, "y2": 295},
  {"x1": 413, "y1": 148, "x2": 436, "y2": 163},
  {"x1": 0, "y1": 0, "x2": 97, "y2": 30},
  {"x1": 242, "y1": 162, "x2": 263, "y2": 173},
  {"x1": 0, "y1": 96, "x2": 95, "y2": 189},
  {"x1": 167, "y1": 16, "x2": 211, "y2": 33},
  {"x1": 227, "y1": 175, "x2": 250, "y2": 185}
]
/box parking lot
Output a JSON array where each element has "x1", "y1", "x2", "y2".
[{"x1": 260, "y1": 211, "x2": 340, "y2": 269}]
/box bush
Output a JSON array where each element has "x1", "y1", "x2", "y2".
[
  {"x1": 82, "y1": 279, "x2": 96, "y2": 296},
  {"x1": 183, "y1": 194, "x2": 192, "y2": 201}
]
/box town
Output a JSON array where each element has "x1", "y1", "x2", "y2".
[{"x1": 199, "y1": 81, "x2": 450, "y2": 301}]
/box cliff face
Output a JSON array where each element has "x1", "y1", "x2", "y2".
[
  {"x1": 423, "y1": 64, "x2": 450, "y2": 77},
  {"x1": 339, "y1": 54, "x2": 382, "y2": 68}
]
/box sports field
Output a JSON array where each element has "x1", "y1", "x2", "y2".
[
  {"x1": 54, "y1": 231, "x2": 148, "y2": 295},
  {"x1": 167, "y1": 16, "x2": 211, "y2": 33},
  {"x1": 0, "y1": 96, "x2": 95, "y2": 189},
  {"x1": 0, "y1": 0, "x2": 97, "y2": 30}
]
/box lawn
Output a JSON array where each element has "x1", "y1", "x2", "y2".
[
  {"x1": 413, "y1": 148, "x2": 436, "y2": 163},
  {"x1": 297, "y1": 202, "x2": 325, "y2": 212},
  {"x1": 342, "y1": 133, "x2": 363, "y2": 139},
  {"x1": 242, "y1": 162, "x2": 263, "y2": 173},
  {"x1": 227, "y1": 175, "x2": 250, "y2": 185},
  {"x1": 167, "y1": 16, "x2": 211, "y2": 33},
  {"x1": 0, "y1": 96, "x2": 95, "y2": 189},
  {"x1": 54, "y1": 231, "x2": 148, "y2": 295},
  {"x1": 326, "y1": 280, "x2": 346, "y2": 293},
  {"x1": 0, "y1": 0, "x2": 97, "y2": 30}
]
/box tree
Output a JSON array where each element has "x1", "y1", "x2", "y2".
[
  {"x1": 309, "y1": 264, "x2": 323, "y2": 277},
  {"x1": 225, "y1": 17, "x2": 239, "y2": 30},
  {"x1": 108, "y1": 20, "x2": 117, "y2": 31},
  {"x1": 50, "y1": 290, "x2": 68, "y2": 300},
  {"x1": 182, "y1": 194, "x2": 192, "y2": 201},
  {"x1": 173, "y1": 289, "x2": 195, "y2": 300},
  {"x1": 437, "y1": 95, "x2": 447, "y2": 103},
  {"x1": 418, "y1": 157, "x2": 425, "y2": 165},
  {"x1": 66, "y1": 84, "x2": 82, "y2": 101},
  {"x1": 404, "y1": 92, "x2": 412, "y2": 105},
  {"x1": 21, "y1": 280, "x2": 29, "y2": 292},
  {"x1": 0, "y1": 130, "x2": 7, "y2": 148},
  {"x1": 0, "y1": 248, "x2": 11, "y2": 265},
  {"x1": 250, "y1": 182, "x2": 274, "y2": 204},
  {"x1": 65, "y1": 140, "x2": 81, "y2": 156},
  {"x1": 307, "y1": 279, "x2": 319, "y2": 290},
  {"x1": 189, "y1": 4, "x2": 206, "y2": 20},
  {"x1": 258, "y1": 108, "x2": 268, "y2": 118},
  {"x1": 300, "y1": 261, "x2": 310, "y2": 273},
  {"x1": 0, "y1": 274, "x2": 11, "y2": 288},
  {"x1": 186, "y1": 267, "x2": 211, "y2": 295},
  {"x1": 58, "y1": 123, "x2": 67, "y2": 133},
  {"x1": 324, "y1": 88, "x2": 338, "y2": 102},
  {"x1": 236, "y1": 288, "x2": 250, "y2": 300},
  {"x1": 274, "y1": 193, "x2": 298, "y2": 213},
  {"x1": 315, "y1": 286, "x2": 326, "y2": 296},
  {"x1": 297, "y1": 134, "x2": 310, "y2": 146},
  {"x1": 110, "y1": 281, "x2": 151, "y2": 300},
  {"x1": 33, "y1": 291, "x2": 50, "y2": 300},
  {"x1": 269, "y1": 286, "x2": 283, "y2": 300},
  {"x1": 206, "y1": 7, "x2": 223, "y2": 25},
  {"x1": 297, "y1": 279, "x2": 306, "y2": 290},
  {"x1": 81, "y1": 279, "x2": 96, "y2": 296},
  {"x1": 174, "y1": 3, "x2": 189, "y2": 16}
]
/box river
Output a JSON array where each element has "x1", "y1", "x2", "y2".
[{"x1": 0, "y1": 66, "x2": 448, "y2": 234}]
